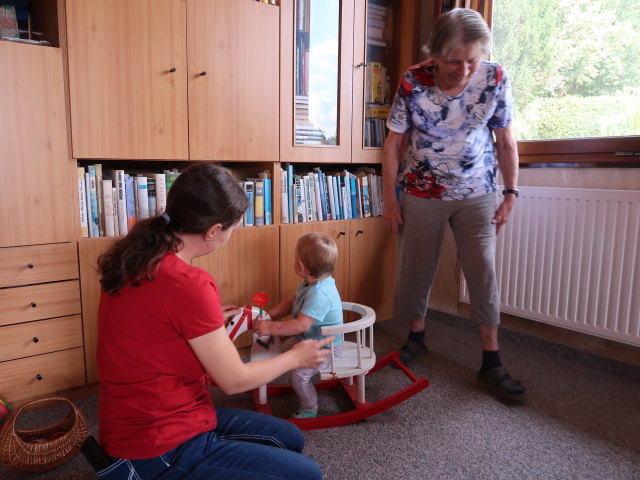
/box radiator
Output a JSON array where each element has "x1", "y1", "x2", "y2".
[{"x1": 460, "y1": 186, "x2": 640, "y2": 347}]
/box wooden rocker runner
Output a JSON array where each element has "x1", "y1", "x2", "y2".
[{"x1": 223, "y1": 300, "x2": 430, "y2": 430}]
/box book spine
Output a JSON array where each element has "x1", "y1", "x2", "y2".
[
  {"x1": 116, "y1": 170, "x2": 128, "y2": 235},
  {"x1": 125, "y1": 175, "x2": 137, "y2": 231},
  {"x1": 313, "y1": 172, "x2": 323, "y2": 221},
  {"x1": 87, "y1": 165, "x2": 100, "y2": 237},
  {"x1": 280, "y1": 168, "x2": 289, "y2": 224},
  {"x1": 287, "y1": 164, "x2": 294, "y2": 223},
  {"x1": 335, "y1": 176, "x2": 344, "y2": 220},
  {"x1": 77, "y1": 167, "x2": 89, "y2": 238},
  {"x1": 263, "y1": 178, "x2": 272, "y2": 225},
  {"x1": 112, "y1": 187, "x2": 119, "y2": 236},
  {"x1": 93, "y1": 164, "x2": 105, "y2": 237},
  {"x1": 147, "y1": 177, "x2": 156, "y2": 218},
  {"x1": 136, "y1": 176, "x2": 150, "y2": 220},
  {"x1": 326, "y1": 175, "x2": 336, "y2": 221},
  {"x1": 243, "y1": 181, "x2": 255, "y2": 226},
  {"x1": 349, "y1": 175, "x2": 359, "y2": 218},
  {"x1": 254, "y1": 180, "x2": 265, "y2": 226},
  {"x1": 294, "y1": 176, "x2": 306, "y2": 223},
  {"x1": 102, "y1": 179, "x2": 115, "y2": 237},
  {"x1": 154, "y1": 173, "x2": 167, "y2": 215}
]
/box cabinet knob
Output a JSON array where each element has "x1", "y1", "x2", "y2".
[
  {"x1": 355, "y1": 62, "x2": 367, "y2": 68},
  {"x1": 27, "y1": 263, "x2": 34, "y2": 269},
  {"x1": 356, "y1": 230, "x2": 364, "y2": 236},
  {"x1": 199, "y1": 71, "x2": 207, "y2": 76},
  {"x1": 30, "y1": 302, "x2": 37, "y2": 308},
  {"x1": 338, "y1": 232, "x2": 346, "y2": 236},
  {"x1": 169, "y1": 67, "x2": 177, "y2": 73},
  {"x1": 33, "y1": 337, "x2": 39, "y2": 343},
  {"x1": 36, "y1": 374, "x2": 43, "y2": 381}
]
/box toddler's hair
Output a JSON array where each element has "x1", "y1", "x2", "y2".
[{"x1": 296, "y1": 232, "x2": 338, "y2": 278}]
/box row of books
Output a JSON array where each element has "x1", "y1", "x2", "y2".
[
  {"x1": 77, "y1": 165, "x2": 273, "y2": 238},
  {"x1": 279, "y1": 165, "x2": 384, "y2": 224},
  {"x1": 367, "y1": 2, "x2": 392, "y2": 47}
]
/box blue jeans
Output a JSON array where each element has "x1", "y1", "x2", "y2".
[{"x1": 97, "y1": 407, "x2": 323, "y2": 479}]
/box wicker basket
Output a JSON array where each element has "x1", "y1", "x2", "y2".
[{"x1": 0, "y1": 396, "x2": 89, "y2": 472}]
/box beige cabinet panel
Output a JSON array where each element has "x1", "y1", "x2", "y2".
[
  {"x1": 0, "y1": 348, "x2": 86, "y2": 404},
  {"x1": 188, "y1": 0, "x2": 279, "y2": 161},
  {"x1": 0, "y1": 42, "x2": 75, "y2": 247},
  {"x1": 0, "y1": 243, "x2": 78, "y2": 288},
  {"x1": 66, "y1": 0, "x2": 189, "y2": 160},
  {"x1": 0, "y1": 315, "x2": 83, "y2": 363}
]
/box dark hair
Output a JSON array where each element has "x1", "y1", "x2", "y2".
[
  {"x1": 423, "y1": 8, "x2": 491, "y2": 59},
  {"x1": 296, "y1": 232, "x2": 338, "y2": 278},
  {"x1": 98, "y1": 163, "x2": 248, "y2": 294}
]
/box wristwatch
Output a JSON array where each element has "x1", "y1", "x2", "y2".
[{"x1": 502, "y1": 189, "x2": 520, "y2": 197}]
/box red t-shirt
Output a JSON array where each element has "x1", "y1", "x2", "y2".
[{"x1": 97, "y1": 251, "x2": 223, "y2": 459}]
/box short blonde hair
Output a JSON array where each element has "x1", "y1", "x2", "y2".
[
  {"x1": 296, "y1": 232, "x2": 338, "y2": 278},
  {"x1": 423, "y1": 8, "x2": 491, "y2": 59}
]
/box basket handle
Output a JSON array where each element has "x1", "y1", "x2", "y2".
[{"x1": 7, "y1": 397, "x2": 81, "y2": 429}]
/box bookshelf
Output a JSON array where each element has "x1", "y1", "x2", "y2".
[{"x1": 0, "y1": 0, "x2": 60, "y2": 47}]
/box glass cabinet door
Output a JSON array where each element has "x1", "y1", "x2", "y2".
[
  {"x1": 281, "y1": 0, "x2": 354, "y2": 163},
  {"x1": 294, "y1": 0, "x2": 340, "y2": 146}
]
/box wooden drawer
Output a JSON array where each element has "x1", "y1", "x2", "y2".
[
  {"x1": 0, "y1": 243, "x2": 78, "y2": 288},
  {"x1": 0, "y1": 348, "x2": 86, "y2": 404},
  {"x1": 0, "y1": 315, "x2": 83, "y2": 363},
  {"x1": 0, "y1": 280, "x2": 81, "y2": 327}
]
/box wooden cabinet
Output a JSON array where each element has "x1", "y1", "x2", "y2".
[
  {"x1": 280, "y1": 0, "x2": 419, "y2": 164},
  {"x1": 0, "y1": 41, "x2": 75, "y2": 247},
  {"x1": 66, "y1": 0, "x2": 279, "y2": 161},
  {"x1": 0, "y1": 244, "x2": 84, "y2": 404},
  {"x1": 279, "y1": 216, "x2": 396, "y2": 321}
]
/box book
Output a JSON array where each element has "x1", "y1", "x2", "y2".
[
  {"x1": 326, "y1": 174, "x2": 337, "y2": 221},
  {"x1": 263, "y1": 177, "x2": 272, "y2": 225},
  {"x1": 102, "y1": 179, "x2": 115, "y2": 237},
  {"x1": 243, "y1": 181, "x2": 255, "y2": 226},
  {"x1": 125, "y1": 175, "x2": 137, "y2": 231},
  {"x1": 87, "y1": 165, "x2": 100, "y2": 237},
  {"x1": 154, "y1": 173, "x2": 167, "y2": 215},
  {"x1": 115, "y1": 170, "x2": 128, "y2": 235},
  {"x1": 287, "y1": 164, "x2": 294, "y2": 223},
  {"x1": 369, "y1": 62, "x2": 383, "y2": 104},
  {"x1": 93, "y1": 164, "x2": 105, "y2": 237},
  {"x1": 147, "y1": 176, "x2": 156, "y2": 218},
  {"x1": 349, "y1": 174, "x2": 359, "y2": 219},
  {"x1": 111, "y1": 186, "x2": 119, "y2": 236},
  {"x1": 313, "y1": 172, "x2": 323, "y2": 221},
  {"x1": 254, "y1": 179, "x2": 265, "y2": 226},
  {"x1": 165, "y1": 171, "x2": 180, "y2": 192},
  {"x1": 77, "y1": 167, "x2": 89, "y2": 238},
  {"x1": 306, "y1": 174, "x2": 316, "y2": 222},
  {"x1": 136, "y1": 176, "x2": 150, "y2": 220},
  {"x1": 280, "y1": 168, "x2": 289, "y2": 224},
  {"x1": 294, "y1": 175, "x2": 306, "y2": 223}
]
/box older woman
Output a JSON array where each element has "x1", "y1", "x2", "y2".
[{"x1": 383, "y1": 8, "x2": 525, "y2": 400}]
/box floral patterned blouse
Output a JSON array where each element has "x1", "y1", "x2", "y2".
[{"x1": 386, "y1": 59, "x2": 513, "y2": 200}]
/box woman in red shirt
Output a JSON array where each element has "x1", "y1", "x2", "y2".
[{"x1": 96, "y1": 163, "x2": 329, "y2": 479}]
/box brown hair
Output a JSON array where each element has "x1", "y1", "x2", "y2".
[
  {"x1": 296, "y1": 232, "x2": 338, "y2": 278},
  {"x1": 98, "y1": 162, "x2": 248, "y2": 294},
  {"x1": 423, "y1": 8, "x2": 491, "y2": 59}
]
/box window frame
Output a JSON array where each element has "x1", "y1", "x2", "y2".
[{"x1": 478, "y1": 0, "x2": 640, "y2": 167}]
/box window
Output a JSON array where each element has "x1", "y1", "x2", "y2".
[{"x1": 491, "y1": 0, "x2": 640, "y2": 164}]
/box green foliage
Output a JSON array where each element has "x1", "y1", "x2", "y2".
[{"x1": 491, "y1": 0, "x2": 640, "y2": 140}]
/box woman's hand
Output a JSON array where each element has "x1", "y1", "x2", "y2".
[
  {"x1": 382, "y1": 198, "x2": 403, "y2": 234},
  {"x1": 291, "y1": 337, "x2": 334, "y2": 369},
  {"x1": 221, "y1": 304, "x2": 242, "y2": 326},
  {"x1": 492, "y1": 195, "x2": 516, "y2": 235},
  {"x1": 254, "y1": 319, "x2": 272, "y2": 336}
]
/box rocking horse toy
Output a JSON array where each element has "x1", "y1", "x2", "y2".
[{"x1": 222, "y1": 292, "x2": 429, "y2": 430}]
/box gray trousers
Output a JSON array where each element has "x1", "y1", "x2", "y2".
[{"x1": 393, "y1": 192, "x2": 500, "y2": 327}]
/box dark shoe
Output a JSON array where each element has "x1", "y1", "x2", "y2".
[
  {"x1": 396, "y1": 339, "x2": 428, "y2": 367},
  {"x1": 478, "y1": 366, "x2": 526, "y2": 401}
]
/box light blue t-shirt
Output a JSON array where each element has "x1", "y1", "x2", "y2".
[{"x1": 292, "y1": 276, "x2": 343, "y2": 347}]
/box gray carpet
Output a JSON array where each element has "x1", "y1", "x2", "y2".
[{"x1": 2, "y1": 310, "x2": 639, "y2": 479}]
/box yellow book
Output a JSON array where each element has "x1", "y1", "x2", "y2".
[{"x1": 369, "y1": 62, "x2": 383, "y2": 104}]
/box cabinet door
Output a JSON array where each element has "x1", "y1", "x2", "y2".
[
  {"x1": 349, "y1": 217, "x2": 396, "y2": 320},
  {"x1": 280, "y1": 0, "x2": 355, "y2": 163},
  {"x1": 188, "y1": 0, "x2": 279, "y2": 161},
  {"x1": 279, "y1": 221, "x2": 349, "y2": 303},
  {"x1": 66, "y1": 0, "x2": 189, "y2": 160},
  {"x1": 352, "y1": 0, "x2": 420, "y2": 164},
  {"x1": 193, "y1": 226, "x2": 280, "y2": 308},
  {"x1": 0, "y1": 42, "x2": 75, "y2": 247},
  {"x1": 78, "y1": 237, "x2": 118, "y2": 383}
]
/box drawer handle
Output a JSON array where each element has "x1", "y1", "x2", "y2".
[
  {"x1": 356, "y1": 230, "x2": 364, "y2": 236},
  {"x1": 169, "y1": 67, "x2": 177, "y2": 73},
  {"x1": 33, "y1": 337, "x2": 39, "y2": 343},
  {"x1": 199, "y1": 71, "x2": 207, "y2": 76},
  {"x1": 27, "y1": 263, "x2": 34, "y2": 269},
  {"x1": 338, "y1": 232, "x2": 346, "y2": 236},
  {"x1": 36, "y1": 374, "x2": 43, "y2": 381},
  {"x1": 30, "y1": 302, "x2": 37, "y2": 308}
]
